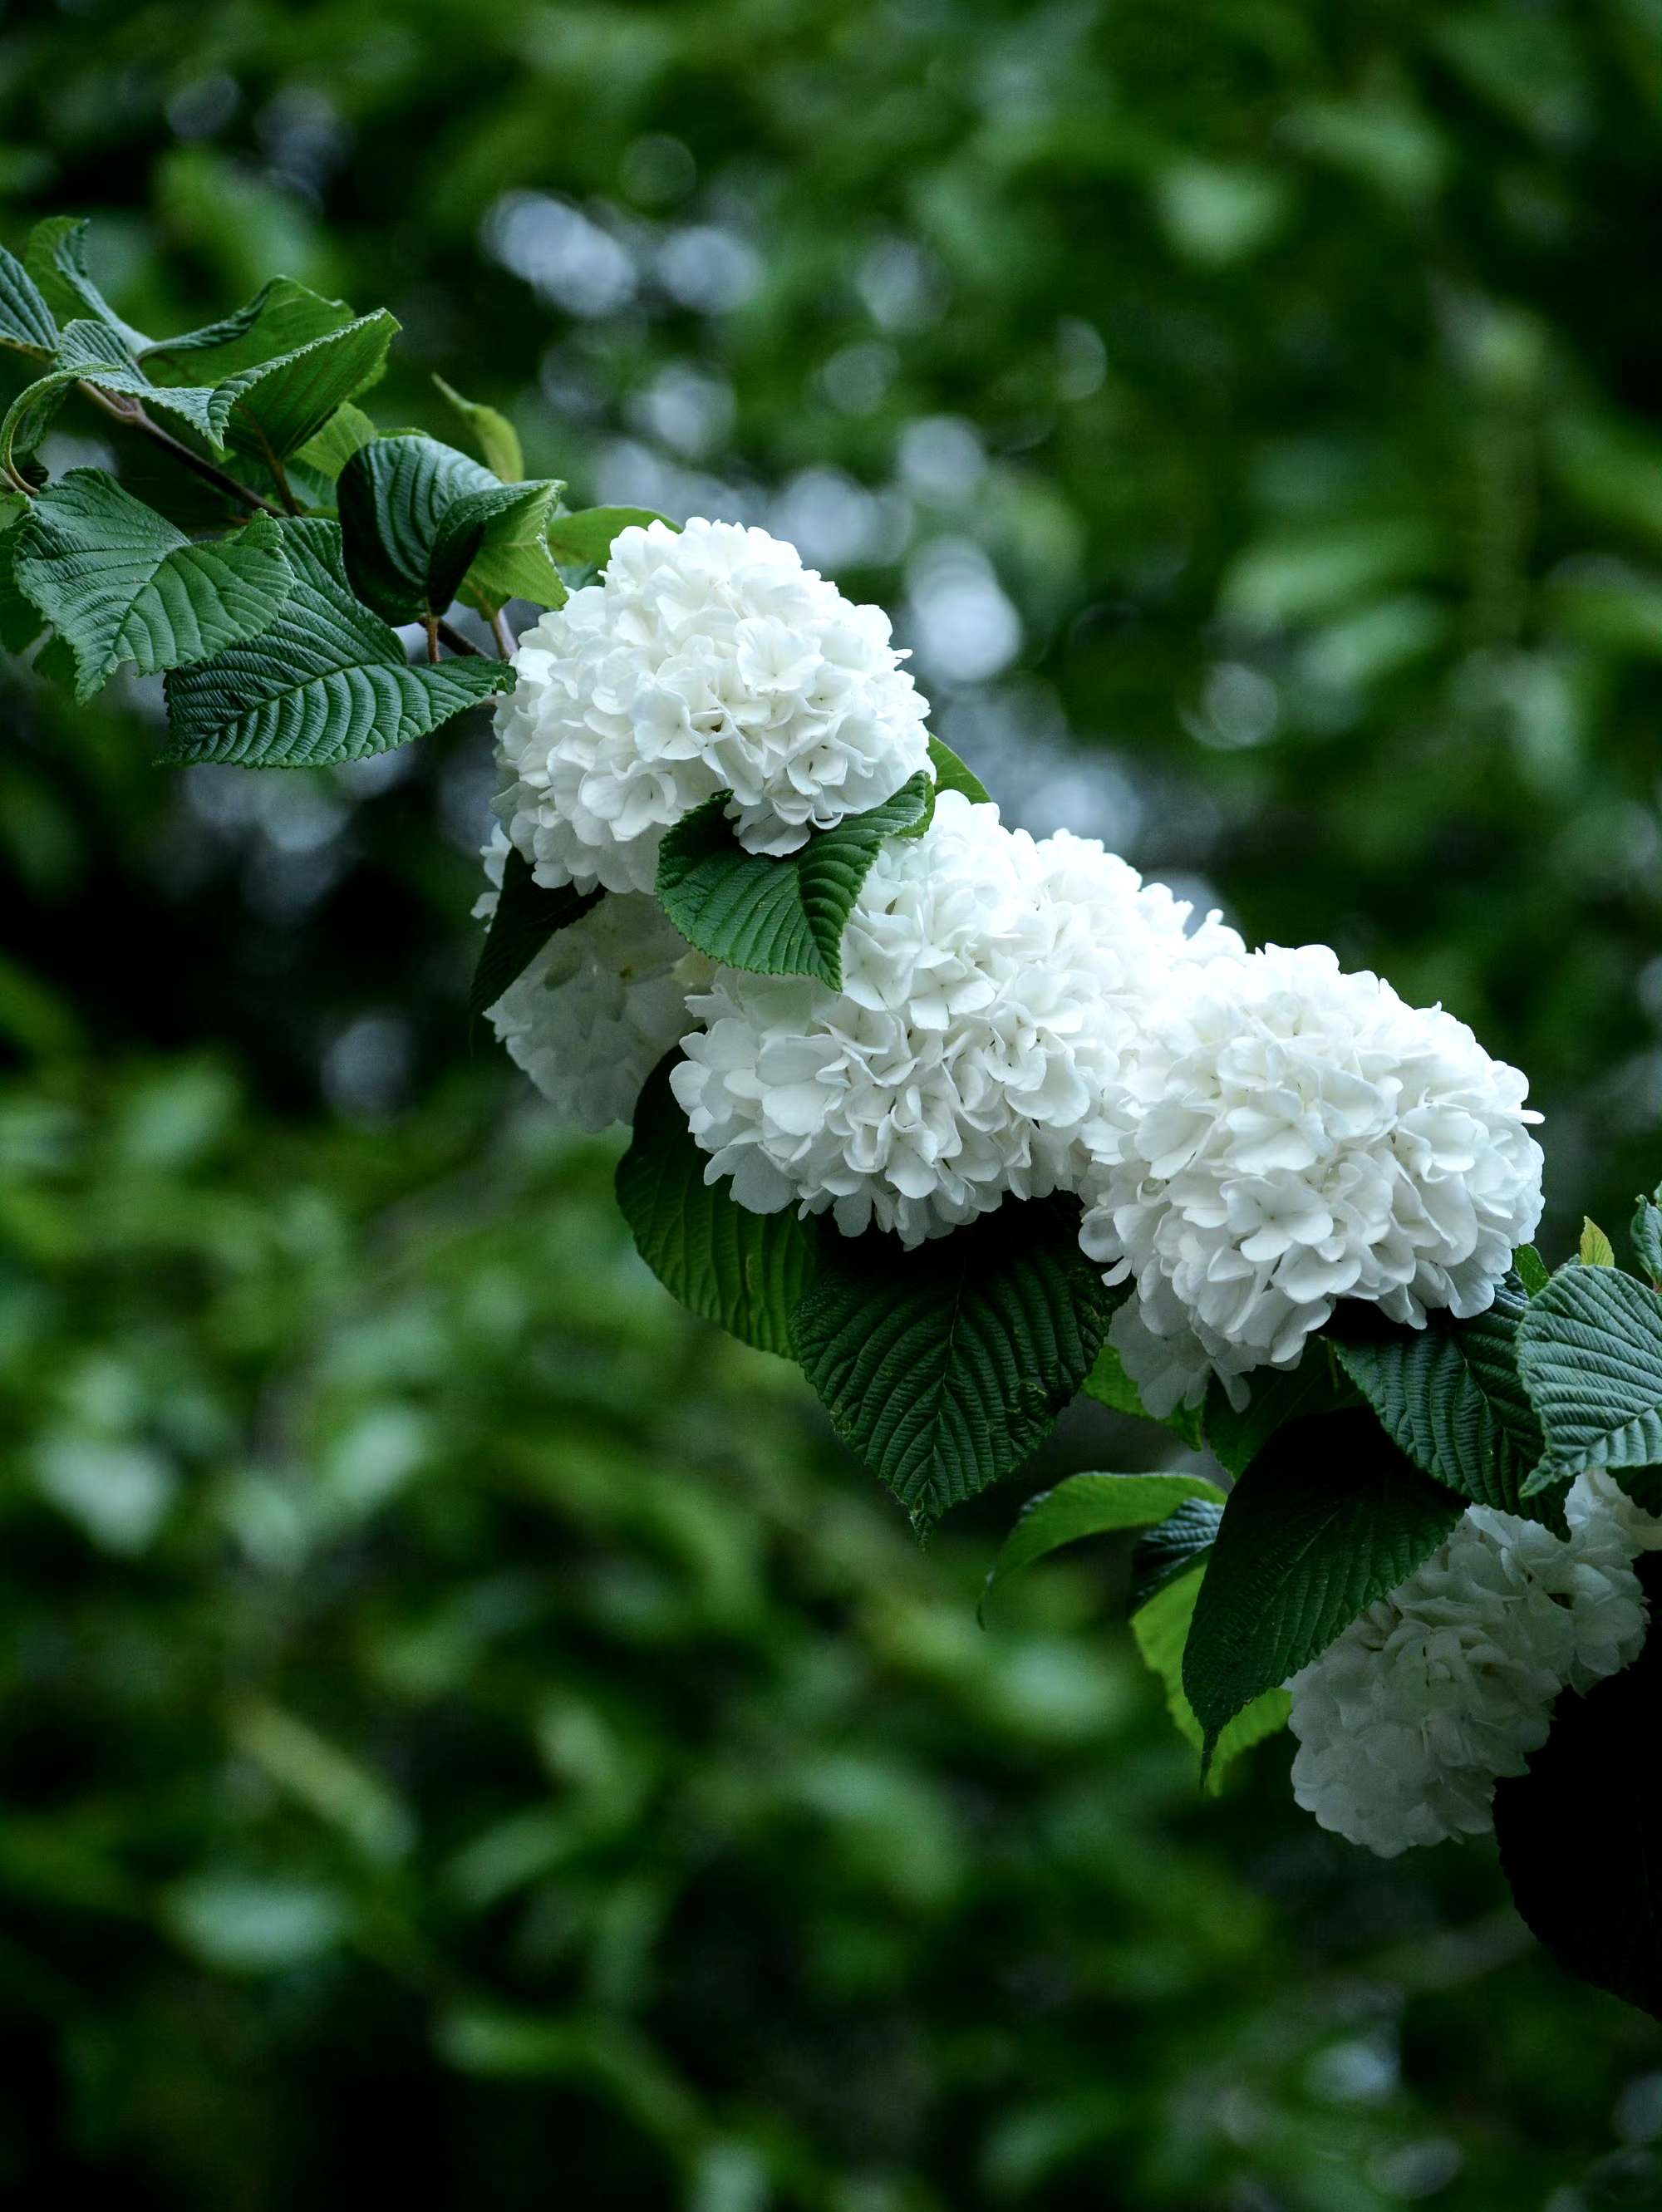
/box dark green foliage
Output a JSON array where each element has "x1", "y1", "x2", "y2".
[
  {"x1": 657, "y1": 773, "x2": 932, "y2": 987},
  {"x1": 25, "y1": 214, "x2": 148, "y2": 350},
  {"x1": 218, "y1": 310, "x2": 398, "y2": 465},
  {"x1": 544, "y1": 505, "x2": 671, "y2": 569},
  {"x1": 1335, "y1": 1295, "x2": 1562, "y2": 1526},
  {"x1": 161, "y1": 518, "x2": 512, "y2": 766},
  {"x1": 140, "y1": 276, "x2": 356, "y2": 384},
  {"x1": 792, "y1": 1197, "x2": 1115, "y2": 1532},
  {"x1": 1517, "y1": 1263, "x2": 1662, "y2": 1484},
  {"x1": 0, "y1": 243, "x2": 57, "y2": 352},
  {"x1": 337, "y1": 431, "x2": 564, "y2": 622},
  {"x1": 1494, "y1": 1559, "x2": 1662, "y2": 2023},
  {"x1": 11, "y1": 472, "x2": 291, "y2": 700},
  {"x1": 1183, "y1": 1410, "x2": 1465, "y2": 1760},
  {"x1": 1633, "y1": 1187, "x2": 1662, "y2": 1286},
  {"x1": 432, "y1": 372, "x2": 524, "y2": 483},
  {"x1": 617, "y1": 1049, "x2": 819, "y2": 1358},
  {"x1": 980, "y1": 1468, "x2": 1224, "y2": 1615},
  {"x1": 468, "y1": 847, "x2": 603, "y2": 1023},
  {"x1": 1128, "y1": 1497, "x2": 1226, "y2": 1613},
  {"x1": 1082, "y1": 1338, "x2": 1202, "y2": 1448},
  {"x1": 1204, "y1": 1347, "x2": 1361, "y2": 1477}
]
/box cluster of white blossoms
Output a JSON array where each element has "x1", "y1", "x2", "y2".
[
  {"x1": 1078, "y1": 943, "x2": 1546, "y2": 1413},
  {"x1": 482, "y1": 518, "x2": 1544, "y2": 1389},
  {"x1": 479, "y1": 829, "x2": 715, "y2": 1131},
  {"x1": 1286, "y1": 1474, "x2": 1661, "y2": 1856},
  {"x1": 492, "y1": 518, "x2": 931, "y2": 896},
  {"x1": 669, "y1": 794, "x2": 1240, "y2": 1246}
]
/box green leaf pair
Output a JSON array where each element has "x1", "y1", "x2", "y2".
[{"x1": 337, "y1": 433, "x2": 567, "y2": 624}]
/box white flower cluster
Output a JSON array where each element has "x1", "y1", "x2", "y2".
[
  {"x1": 494, "y1": 518, "x2": 931, "y2": 896},
  {"x1": 1079, "y1": 944, "x2": 1545, "y2": 1413},
  {"x1": 1286, "y1": 1474, "x2": 1661, "y2": 1856},
  {"x1": 669, "y1": 794, "x2": 1239, "y2": 1246},
  {"x1": 485, "y1": 880, "x2": 715, "y2": 1133}
]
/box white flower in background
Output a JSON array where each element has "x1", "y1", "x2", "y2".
[
  {"x1": 1286, "y1": 1473, "x2": 1659, "y2": 1856},
  {"x1": 485, "y1": 887, "x2": 715, "y2": 1133},
  {"x1": 670, "y1": 794, "x2": 1240, "y2": 1246},
  {"x1": 493, "y1": 518, "x2": 932, "y2": 896},
  {"x1": 1079, "y1": 942, "x2": 1545, "y2": 1413}
]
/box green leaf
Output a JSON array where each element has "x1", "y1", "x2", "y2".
[
  {"x1": 25, "y1": 217, "x2": 150, "y2": 352},
  {"x1": 11, "y1": 470, "x2": 292, "y2": 703},
  {"x1": 140, "y1": 278, "x2": 356, "y2": 386},
  {"x1": 617, "y1": 1050, "x2": 819, "y2": 1360},
  {"x1": 293, "y1": 404, "x2": 379, "y2": 484},
  {"x1": 1128, "y1": 1497, "x2": 1226, "y2": 1613},
  {"x1": 1182, "y1": 1408, "x2": 1463, "y2": 1763},
  {"x1": 544, "y1": 506, "x2": 675, "y2": 571},
  {"x1": 1492, "y1": 1556, "x2": 1662, "y2": 2023},
  {"x1": 1580, "y1": 1217, "x2": 1617, "y2": 1268},
  {"x1": 1333, "y1": 1296, "x2": 1559, "y2": 1526},
  {"x1": 1204, "y1": 1348, "x2": 1363, "y2": 1477},
  {"x1": 220, "y1": 312, "x2": 399, "y2": 468},
  {"x1": 1516, "y1": 1264, "x2": 1662, "y2": 1485},
  {"x1": 1082, "y1": 1339, "x2": 1202, "y2": 1449},
  {"x1": 0, "y1": 243, "x2": 58, "y2": 355},
  {"x1": 470, "y1": 847, "x2": 602, "y2": 1025},
  {"x1": 160, "y1": 517, "x2": 513, "y2": 768},
  {"x1": 454, "y1": 479, "x2": 568, "y2": 616},
  {"x1": 338, "y1": 433, "x2": 566, "y2": 621},
  {"x1": 895, "y1": 736, "x2": 994, "y2": 842},
  {"x1": 0, "y1": 524, "x2": 46, "y2": 654},
  {"x1": 791, "y1": 1196, "x2": 1117, "y2": 1535},
  {"x1": 656, "y1": 775, "x2": 932, "y2": 989},
  {"x1": 50, "y1": 320, "x2": 236, "y2": 450},
  {"x1": 981, "y1": 1468, "x2": 1227, "y2": 1619},
  {"x1": 1132, "y1": 1566, "x2": 1291, "y2": 1796},
  {"x1": 433, "y1": 373, "x2": 524, "y2": 483},
  {"x1": 1514, "y1": 1243, "x2": 1551, "y2": 1297},
  {"x1": 1632, "y1": 1190, "x2": 1662, "y2": 1288}
]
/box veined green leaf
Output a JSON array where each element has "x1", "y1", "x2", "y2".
[
  {"x1": 1083, "y1": 1339, "x2": 1202, "y2": 1448},
  {"x1": 140, "y1": 277, "x2": 356, "y2": 386},
  {"x1": 0, "y1": 523, "x2": 46, "y2": 653},
  {"x1": 1580, "y1": 1217, "x2": 1617, "y2": 1268},
  {"x1": 1182, "y1": 1408, "x2": 1463, "y2": 1766},
  {"x1": 1334, "y1": 1290, "x2": 1560, "y2": 1527},
  {"x1": 5, "y1": 321, "x2": 236, "y2": 458},
  {"x1": 433, "y1": 373, "x2": 524, "y2": 484},
  {"x1": 0, "y1": 244, "x2": 58, "y2": 355},
  {"x1": 1516, "y1": 1264, "x2": 1662, "y2": 1485},
  {"x1": 11, "y1": 470, "x2": 292, "y2": 702},
  {"x1": 339, "y1": 433, "x2": 565, "y2": 621},
  {"x1": 657, "y1": 775, "x2": 932, "y2": 989},
  {"x1": 1204, "y1": 1344, "x2": 1362, "y2": 1477},
  {"x1": 1132, "y1": 1566, "x2": 1291, "y2": 1796},
  {"x1": 293, "y1": 404, "x2": 379, "y2": 485},
  {"x1": 791, "y1": 1196, "x2": 1117, "y2": 1535},
  {"x1": 981, "y1": 1469, "x2": 1225, "y2": 1619},
  {"x1": 1634, "y1": 1189, "x2": 1662, "y2": 1289},
  {"x1": 26, "y1": 216, "x2": 150, "y2": 353},
  {"x1": 544, "y1": 506, "x2": 675, "y2": 572},
  {"x1": 220, "y1": 312, "x2": 399, "y2": 467},
  {"x1": 617, "y1": 1050, "x2": 819, "y2": 1360},
  {"x1": 161, "y1": 517, "x2": 512, "y2": 768},
  {"x1": 470, "y1": 847, "x2": 602, "y2": 1025},
  {"x1": 1514, "y1": 1244, "x2": 1550, "y2": 1296},
  {"x1": 1128, "y1": 1497, "x2": 1225, "y2": 1612}
]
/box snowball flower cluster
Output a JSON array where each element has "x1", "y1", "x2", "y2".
[
  {"x1": 1079, "y1": 943, "x2": 1545, "y2": 1413},
  {"x1": 670, "y1": 794, "x2": 1240, "y2": 1246},
  {"x1": 484, "y1": 874, "x2": 715, "y2": 1132},
  {"x1": 1286, "y1": 1474, "x2": 1660, "y2": 1856},
  {"x1": 493, "y1": 518, "x2": 932, "y2": 896}
]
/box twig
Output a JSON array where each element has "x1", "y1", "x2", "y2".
[
  {"x1": 490, "y1": 609, "x2": 515, "y2": 661},
  {"x1": 424, "y1": 612, "x2": 441, "y2": 665},
  {"x1": 81, "y1": 386, "x2": 283, "y2": 517},
  {"x1": 437, "y1": 618, "x2": 486, "y2": 659}
]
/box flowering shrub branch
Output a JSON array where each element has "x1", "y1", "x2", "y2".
[{"x1": 6, "y1": 220, "x2": 1662, "y2": 2024}]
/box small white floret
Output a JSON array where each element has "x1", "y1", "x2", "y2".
[{"x1": 492, "y1": 517, "x2": 932, "y2": 895}]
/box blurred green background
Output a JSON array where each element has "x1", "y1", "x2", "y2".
[{"x1": 2, "y1": 0, "x2": 1659, "y2": 2203}]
